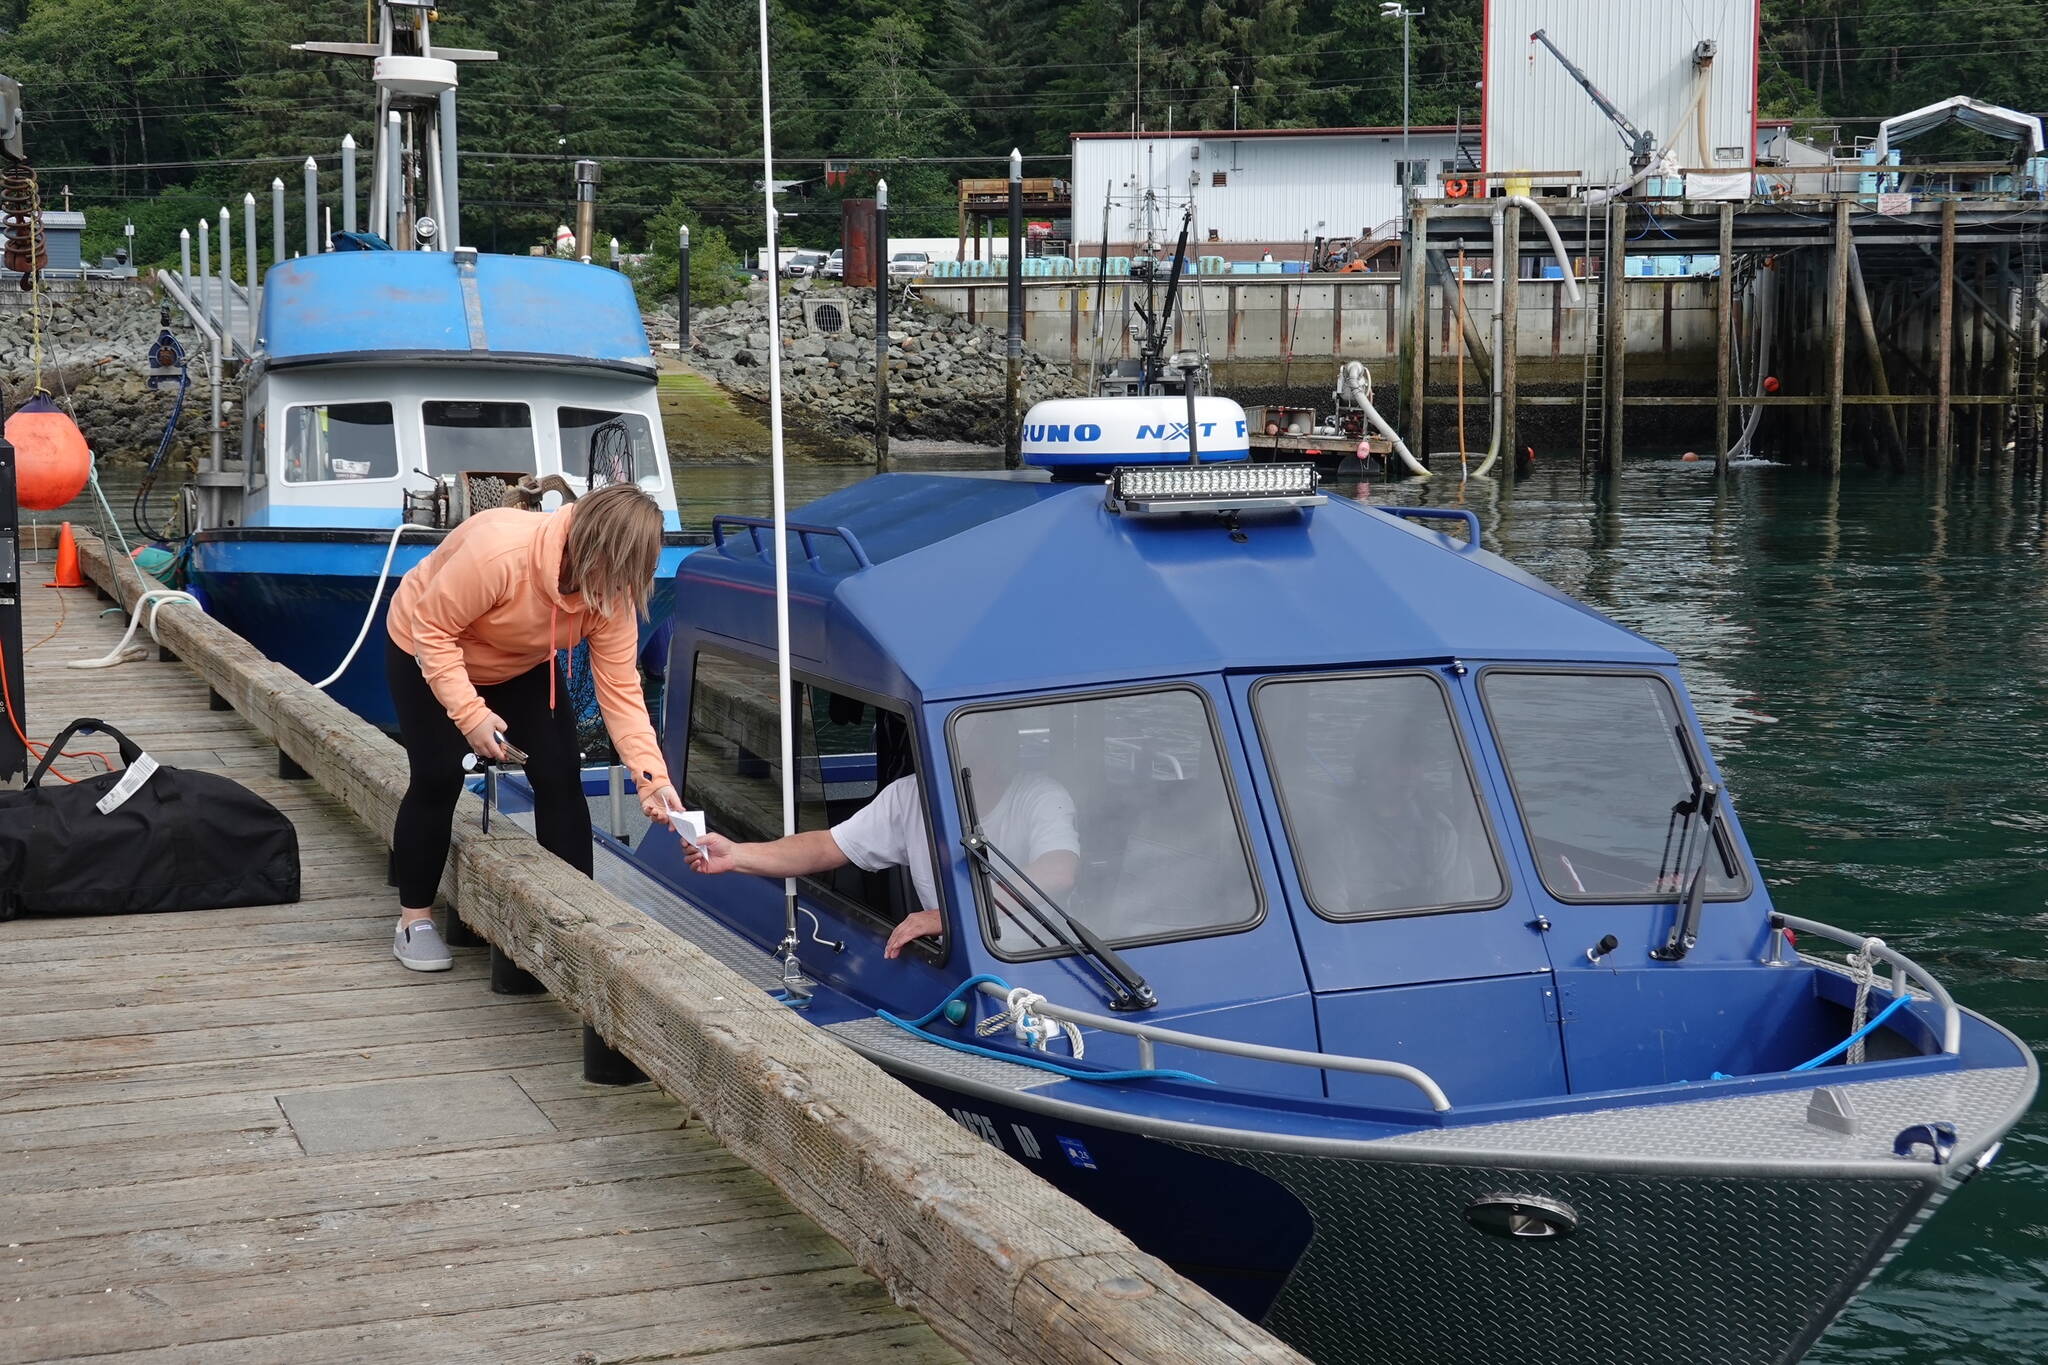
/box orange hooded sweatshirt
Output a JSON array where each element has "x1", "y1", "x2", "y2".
[{"x1": 386, "y1": 506, "x2": 670, "y2": 790}]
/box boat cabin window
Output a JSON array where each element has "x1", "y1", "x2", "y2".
[
  {"x1": 558, "y1": 407, "x2": 657, "y2": 488},
  {"x1": 681, "y1": 650, "x2": 933, "y2": 948},
  {"x1": 422, "y1": 400, "x2": 536, "y2": 476},
  {"x1": 281, "y1": 401, "x2": 399, "y2": 483},
  {"x1": 949, "y1": 687, "x2": 1262, "y2": 957},
  {"x1": 1481, "y1": 671, "x2": 1748, "y2": 903},
  {"x1": 1253, "y1": 673, "x2": 1506, "y2": 919}
]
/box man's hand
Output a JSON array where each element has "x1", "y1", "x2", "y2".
[
  {"x1": 884, "y1": 908, "x2": 944, "y2": 959},
  {"x1": 686, "y1": 831, "x2": 739, "y2": 875},
  {"x1": 462, "y1": 710, "x2": 509, "y2": 762}
]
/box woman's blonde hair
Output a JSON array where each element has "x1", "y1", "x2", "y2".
[{"x1": 562, "y1": 483, "x2": 664, "y2": 620}]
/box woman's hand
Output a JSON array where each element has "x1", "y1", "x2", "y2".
[
  {"x1": 685, "y1": 831, "x2": 739, "y2": 875},
  {"x1": 463, "y1": 711, "x2": 509, "y2": 761},
  {"x1": 639, "y1": 783, "x2": 680, "y2": 828}
]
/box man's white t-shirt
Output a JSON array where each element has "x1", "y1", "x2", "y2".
[{"x1": 829, "y1": 773, "x2": 1079, "y2": 930}]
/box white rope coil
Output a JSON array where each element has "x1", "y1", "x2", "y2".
[
  {"x1": 68, "y1": 589, "x2": 202, "y2": 670},
  {"x1": 1847, "y1": 937, "x2": 1885, "y2": 1065}
]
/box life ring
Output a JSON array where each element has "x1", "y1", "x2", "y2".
[{"x1": 1444, "y1": 178, "x2": 1472, "y2": 199}]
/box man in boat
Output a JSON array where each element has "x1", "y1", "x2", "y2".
[{"x1": 686, "y1": 765, "x2": 1080, "y2": 958}]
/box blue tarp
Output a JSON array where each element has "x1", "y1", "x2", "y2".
[{"x1": 260, "y1": 250, "x2": 654, "y2": 370}]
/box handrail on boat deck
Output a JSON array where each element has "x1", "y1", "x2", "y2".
[
  {"x1": 972, "y1": 980, "x2": 1456, "y2": 1112},
  {"x1": 1379, "y1": 505, "x2": 1482, "y2": 549},
  {"x1": 1776, "y1": 912, "x2": 1964, "y2": 1054},
  {"x1": 710, "y1": 514, "x2": 874, "y2": 572}
]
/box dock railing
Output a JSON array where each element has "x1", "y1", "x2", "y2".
[{"x1": 63, "y1": 529, "x2": 1307, "y2": 1365}]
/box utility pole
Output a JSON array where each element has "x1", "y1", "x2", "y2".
[
  {"x1": 1231, "y1": 85, "x2": 1240, "y2": 132},
  {"x1": 1381, "y1": 4, "x2": 1424, "y2": 201},
  {"x1": 1005, "y1": 150, "x2": 1024, "y2": 470},
  {"x1": 875, "y1": 179, "x2": 890, "y2": 472},
  {"x1": 677, "y1": 225, "x2": 690, "y2": 349}
]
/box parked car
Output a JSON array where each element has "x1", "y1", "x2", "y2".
[
  {"x1": 887, "y1": 250, "x2": 931, "y2": 281},
  {"x1": 821, "y1": 248, "x2": 845, "y2": 280},
  {"x1": 781, "y1": 249, "x2": 830, "y2": 279}
]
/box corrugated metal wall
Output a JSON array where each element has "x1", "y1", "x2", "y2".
[
  {"x1": 1484, "y1": 0, "x2": 1757, "y2": 186},
  {"x1": 1071, "y1": 133, "x2": 1458, "y2": 251}
]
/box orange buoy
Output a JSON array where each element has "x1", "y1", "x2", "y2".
[
  {"x1": 1762, "y1": 375, "x2": 1781, "y2": 394},
  {"x1": 6, "y1": 396, "x2": 91, "y2": 511},
  {"x1": 1681, "y1": 451, "x2": 1700, "y2": 462}
]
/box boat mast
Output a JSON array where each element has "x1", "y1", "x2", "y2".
[
  {"x1": 296, "y1": 0, "x2": 496, "y2": 250},
  {"x1": 754, "y1": 0, "x2": 810, "y2": 1006}
]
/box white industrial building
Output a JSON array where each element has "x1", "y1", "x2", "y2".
[
  {"x1": 1070, "y1": 127, "x2": 1463, "y2": 263},
  {"x1": 1482, "y1": 0, "x2": 1760, "y2": 194}
]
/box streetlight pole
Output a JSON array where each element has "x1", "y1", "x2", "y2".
[
  {"x1": 1231, "y1": 85, "x2": 1240, "y2": 132},
  {"x1": 1381, "y1": 4, "x2": 1423, "y2": 202}
]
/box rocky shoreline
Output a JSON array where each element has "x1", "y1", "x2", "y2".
[{"x1": 672, "y1": 281, "x2": 1079, "y2": 445}]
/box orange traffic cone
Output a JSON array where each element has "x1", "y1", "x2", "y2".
[{"x1": 45, "y1": 521, "x2": 86, "y2": 588}]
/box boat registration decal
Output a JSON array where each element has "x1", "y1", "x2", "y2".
[{"x1": 1058, "y1": 1136, "x2": 1098, "y2": 1171}]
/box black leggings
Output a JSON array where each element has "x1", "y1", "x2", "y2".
[{"x1": 385, "y1": 636, "x2": 592, "y2": 908}]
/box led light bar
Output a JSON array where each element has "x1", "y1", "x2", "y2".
[{"x1": 1106, "y1": 462, "x2": 1326, "y2": 515}]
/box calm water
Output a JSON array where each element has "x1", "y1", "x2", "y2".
[
  {"x1": 673, "y1": 453, "x2": 2048, "y2": 1365},
  {"x1": 60, "y1": 453, "x2": 2048, "y2": 1359}
]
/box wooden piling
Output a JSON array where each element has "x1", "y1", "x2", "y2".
[
  {"x1": 1715, "y1": 203, "x2": 1733, "y2": 473},
  {"x1": 1602, "y1": 200, "x2": 1625, "y2": 474},
  {"x1": 1500, "y1": 203, "x2": 1520, "y2": 467},
  {"x1": 1936, "y1": 198, "x2": 1956, "y2": 467},
  {"x1": 1402, "y1": 201, "x2": 1428, "y2": 457},
  {"x1": 1847, "y1": 244, "x2": 1907, "y2": 468},
  {"x1": 1827, "y1": 198, "x2": 1851, "y2": 473}
]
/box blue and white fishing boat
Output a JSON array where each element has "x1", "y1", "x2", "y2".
[{"x1": 164, "y1": 2, "x2": 691, "y2": 728}]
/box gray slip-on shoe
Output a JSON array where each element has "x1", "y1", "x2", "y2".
[{"x1": 394, "y1": 918, "x2": 454, "y2": 972}]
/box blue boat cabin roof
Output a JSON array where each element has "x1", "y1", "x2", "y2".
[
  {"x1": 680, "y1": 474, "x2": 1674, "y2": 700},
  {"x1": 259, "y1": 250, "x2": 654, "y2": 370}
]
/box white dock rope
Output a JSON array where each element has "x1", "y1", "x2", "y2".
[
  {"x1": 1847, "y1": 936, "x2": 1885, "y2": 1065},
  {"x1": 977, "y1": 986, "x2": 1083, "y2": 1059},
  {"x1": 311, "y1": 521, "x2": 427, "y2": 689},
  {"x1": 68, "y1": 589, "x2": 202, "y2": 670}
]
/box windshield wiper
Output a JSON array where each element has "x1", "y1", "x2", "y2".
[
  {"x1": 958, "y1": 767, "x2": 1157, "y2": 1012},
  {"x1": 1651, "y1": 781, "x2": 1721, "y2": 962}
]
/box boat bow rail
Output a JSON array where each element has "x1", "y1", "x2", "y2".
[
  {"x1": 970, "y1": 980, "x2": 1456, "y2": 1111},
  {"x1": 1779, "y1": 911, "x2": 1962, "y2": 1053}
]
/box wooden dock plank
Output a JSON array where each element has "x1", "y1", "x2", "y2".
[{"x1": 3, "y1": 579, "x2": 959, "y2": 1365}]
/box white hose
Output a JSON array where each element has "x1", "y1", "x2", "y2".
[
  {"x1": 1726, "y1": 261, "x2": 1774, "y2": 461},
  {"x1": 1360, "y1": 392, "x2": 1431, "y2": 477},
  {"x1": 311, "y1": 521, "x2": 427, "y2": 689},
  {"x1": 68, "y1": 590, "x2": 202, "y2": 670},
  {"x1": 1474, "y1": 195, "x2": 1583, "y2": 478}
]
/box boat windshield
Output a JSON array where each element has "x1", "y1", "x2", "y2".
[
  {"x1": 1253, "y1": 673, "x2": 1505, "y2": 918},
  {"x1": 423, "y1": 400, "x2": 536, "y2": 476},
  {"x1": 1482, "y1": 671, "x2": 1745, "y2": 903},
  {"x1": 950, "y1": 687, "x2": 1262, "y2": 954}
]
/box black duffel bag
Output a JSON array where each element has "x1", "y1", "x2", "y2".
[{"x1": 0, "y1": 718, "x2": 300, "y2": 919}]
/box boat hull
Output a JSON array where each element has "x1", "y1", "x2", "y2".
[
  {"x1": 188, "y1": 529, "x2": 698, "y2": 729},
  {"x1": 887, "y1": 1069, "x2": 1975, "y2": 1365}
]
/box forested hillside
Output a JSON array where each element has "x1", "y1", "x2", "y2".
[{"x1": 3, "y1": 0, "x2": 2043, "y2": 270}]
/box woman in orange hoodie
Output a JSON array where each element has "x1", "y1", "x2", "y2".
[{"x1": 383, "y1": 483, "x2": 677, "y2": 971}]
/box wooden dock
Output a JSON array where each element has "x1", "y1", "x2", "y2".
[
  {"x1": 2, "y1": 534, "x2": 1305, "y2": 1365},
  {"x1": 2, "y1": 573, "x2": 957, "y2": 1364}
]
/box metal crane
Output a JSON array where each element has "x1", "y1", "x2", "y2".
[{"x1": 1528, "y1": 28, "x2": 1656, "y2": 172}]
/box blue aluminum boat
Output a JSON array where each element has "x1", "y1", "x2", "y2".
[
  {"x1": 549, "y1": 409, "x2": 2037, "y2": 1365},
  {"x1": 170, "y1": 4, "x2": 693, "y2": 729}
]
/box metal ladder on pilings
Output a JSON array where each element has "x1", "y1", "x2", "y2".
[
  {"x1": 2014, "y1": 226, "x2": 2043, "y2": 465},
  {"x1": 1578, "y1": 207, "x2": 1607, "y2": 472}
]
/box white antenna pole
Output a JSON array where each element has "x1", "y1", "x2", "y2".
[{"x1": 756, "y1": 0, "x2": 809, "y2": 1005}]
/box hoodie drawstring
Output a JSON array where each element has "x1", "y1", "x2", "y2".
[{"x1": 548, "y1": 603, "x2": 558, "y2": 712}]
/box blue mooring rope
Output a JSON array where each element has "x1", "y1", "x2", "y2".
[
  {"x1": 1788, "y1": 994, "x2": 1913, "y2": 1073},
  {"x1": 878, "y1": 973, "x2": 1214, "y2": 1085}
]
